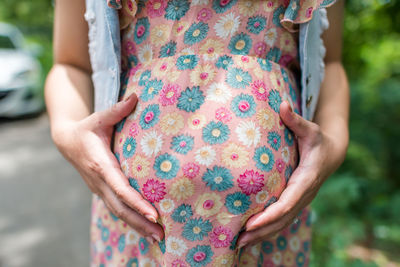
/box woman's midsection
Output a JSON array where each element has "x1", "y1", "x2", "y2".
[{"x1": 113, "y1": 53, "x2": 300, "y2": 230}]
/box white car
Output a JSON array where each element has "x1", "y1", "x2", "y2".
[{"x1": 0, "y1": 22, "x2": 43, "y2": 118}]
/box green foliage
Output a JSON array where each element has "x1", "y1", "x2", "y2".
[{"x1": 311, "y1": 0, "x2": 400, "y2": 266}]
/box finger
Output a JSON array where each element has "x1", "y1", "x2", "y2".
[
  {"x1": 101, "y1": 183, "x2": 164, "y2": 241},
  {"x1": 101, "y1": 157, "x2": 160, "y2": 223},
  {"x1": 279, "y1": 100, "x2": 316, "y2": 138},
  {"x1": 94, "y1": 93, "x2": 138, "y2": 127},
  {"x1": 245, "y1": 167, "x2": 311, "y2": 232}
]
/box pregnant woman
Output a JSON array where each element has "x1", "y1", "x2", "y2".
[{"x1": 45, "y1": 0, "x2": 349, "y2": 266}]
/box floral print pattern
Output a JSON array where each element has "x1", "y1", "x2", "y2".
[{"x1": 89, "y1": 0, "x2": 338, "y2": 265}]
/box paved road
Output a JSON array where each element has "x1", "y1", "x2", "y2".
[{"x1": 0, "y1": 114, "x2": 91, "y2": 267}]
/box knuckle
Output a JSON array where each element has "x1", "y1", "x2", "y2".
[
  {"x1": 115, "y1": 208, "x2": 127, "y2": 220},
  {"x1": 87, "y1": 160, "x2": 102, "y2": 175},
  {"x1": 114, "y1": 186, "x2": 126, "y2": 200}
]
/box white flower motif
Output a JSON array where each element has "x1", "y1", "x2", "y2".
[
  {"x1": 289, "y1": 236, "x2": 300, "y2": 252},
  {"x1": 195, "y1": 145, "x2": 216, "y2": 166},
  {"x1": 166, "y1": 236, "x2": 188, "y2": 256},
  {"x1": 281, "y1": 147, "x2": 290, "y2": 163},
  {"x1": 255, "y1": 190, "x2": 269, "y2": 204},
  {"x1": 127, "y1": 101, "x2": 143, "y2": 120},
  {"x1": 214, "y1": 12, "x2": 241, "y2": 39},
  {"x1": 191, "y1": 0, "x2": 209, "y2": 5},
  {"x1": 139, "y1": 258, "x2": 157, "y2": 267},
  {"x1": 140, "y1": 130, "x2": 163, "y2": 157},
  {"x1": 180, "y1": 47, "x2": 195, "y2": 55},
  {"x1": 159, "y1": 198, "x2": 175, "y2": 213},
  {"x1": 264, "y1": 28, "x2": 277, "y2": 47},
  {"x1": 126, "y1": 230, "x2": 140, "y2": 245},
  {"x1": 138, "y1": 44, "x2": 153, "y2": 65},
  {"x1": 235, "y1": 120, "x2": 261, "y2": 147},
  {"x1": 121, "y1": 160, "x2": 130, "y2": 176},
  {"x1": 272, "y1": 251, "x2": 282, "y2": 265},
  {"x1": 206, "y1": 82, "x2": 232, "y2": 103}
]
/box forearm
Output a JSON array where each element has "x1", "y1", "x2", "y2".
[
  {"x1": 44, "y1": 64, "x2": 93, "y2": 140},
  {"x1": 313, "y1": 61, "x2": 350, "y2": 173}
]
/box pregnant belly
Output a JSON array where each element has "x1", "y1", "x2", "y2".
[{"x1": 112, "y1": 53, "x2": 299, "y2": 260}]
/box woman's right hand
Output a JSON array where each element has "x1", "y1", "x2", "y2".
[{"x1": 51, "y1": 93, "x2": 164, "y2": 243}]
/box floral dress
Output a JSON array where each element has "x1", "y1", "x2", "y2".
[{"x1": 90, "y1": 0, "x2": 336, "y2": 266}]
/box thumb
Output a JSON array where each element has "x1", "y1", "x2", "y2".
[
  {"x1": 96, "y1": 93, "x2": 138, "y2": 127},
  {"x1": 279, "y1": 101, "x2": 313, "y2": 138}
]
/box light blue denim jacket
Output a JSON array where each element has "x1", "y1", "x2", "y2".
[{"x1": 84, "y1": 0, "x2": 330, "y2": 121}]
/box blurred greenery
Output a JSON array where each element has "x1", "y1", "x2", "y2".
[{"x1": 0, "y1": 0, "x2": 399, "y2": 266}]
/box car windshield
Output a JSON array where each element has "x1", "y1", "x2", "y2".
[{"x1": 0, "y1": 35, "x2": 16, "y2": 49}]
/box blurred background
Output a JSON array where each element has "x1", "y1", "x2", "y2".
[{"x1": 0, "y1": 0, "x2": 399, "y2": 266}]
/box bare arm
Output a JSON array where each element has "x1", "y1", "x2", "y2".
[
  {"x1": 237, "y1": 0, "x2": 350, "y2": 247},
  {"x1": 45, "y1": 0, "x2": 163, "y2": 243}
]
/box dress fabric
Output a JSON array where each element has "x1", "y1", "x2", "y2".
[{"x1": 89, "y1": 0, "x2": 333, "y2": 266}]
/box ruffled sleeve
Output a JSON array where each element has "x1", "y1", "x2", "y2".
[
  {"x1": 107, "y1": 0, "x2": 138, "y2": 29},
  {"x1": 280, "y1": 0, "x2": 337, "y2": 32}
]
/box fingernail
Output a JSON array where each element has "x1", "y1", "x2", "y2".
[
  {"x1": 124, "y1": 94, "x2": 133, "y2": 102},
  {"x1": 152, "y1": 234, "x2": 161, "y2": 243},
  {"x1": 145, "y1": 214, "x2": 157, "y2": 223},
  {"x1": 145, "y1": 236, "x2": 155, "y2": 245},
  {"x1": 288, "y1": 103, "x2": 293, "y2": 113}
]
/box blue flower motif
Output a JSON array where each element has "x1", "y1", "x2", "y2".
[
  {"x1": 257, "y1": 58, "x2": 272, "y2": 71},
  {"x1": 171, "y1": 134, "x2": 194, "y2": 154},
  {"x1": 261, "y1": 241, "x2": 274, "y2": 254},
  {"x1": 246, "y1": 16, "x2": 266, "y2": 34},
  {"x1": 177, "y1": 86, "x2": 205, "y2": 112},
  {"x1": 159, "y1": 238, "x2": 166, "y2": 254},
  {"x1": 225, "y1": 192, "x2": 251, "y2": 215},
  {"x1": 134, "y1": 17, "x2": 150, "y2": 44},
  {"x1": 182, "y1": 217, "x2": 212, "y2": 241},
  {"x1": 153, "y1": 153, "x2": 180, "y2": 180},
  {"x1": 139, "y1": 104, "x2": 160, "y2": 129},
  {"x1": 165, "y1": 0, "x2": 190, "y2": 20},
  {"x1": 141, "y1": 79, "x2": 163, "y2": 102},
  {"x1": 215, "y1": 55, "x2": 233, "y2": 70},
  {"x1": 110, "y1": 212, "x2": 119, "y2": 221},
  {"x1": 184, "y1": 22, "x2": 209, "y2": 45},
  {"x1": 253, "y1": 146, "x2": 275, "y2": 172},
  {"x1": 284, "y1": 127, "x2": 294, "y2": 146},
  {"x1": 127, "y1": 54, "x2": 139, "y2": 69},
  {"x1": 228, "y1": 33, "x2": 252, "y2": 55},
  {"x1": 139, "y1": 237, "x2": 149, "y2": 254},
  {"x1": 105, "y1": 246, "x2": 113, "y2": 260},
  {"x1": 101, "y1": 227, "x2": 109, "y2": 242},
  {"x1": 159, "y1": 41, "x2": 177, "y2": 58},
  {"x1": 231, "y1": 93, "x2": 256, "y2": 118},
  {"x1": 272, "y1": 5, "x2": 285, "y2": 28},
  {"x1": 212, "y1": 0, "x2": 238, "y2": 13},
  {"x1": 296, "y1": 252, "x2": 306, "y2": 267},
  {"x1": 202, "y1": 120, "x2": 230, "y2": 144},
  {"x1": 267, "y1": 47, "x2": 282, "y2": 63},
  {"x1": 115, "y1": 117, "x2": 126, "y2": 133},
  {"x1": 281, "y1": 67, "x2": 289, "y2": 82},
  {"x1": 229, "y1": 233, "x2": 239, "y2": 250},
  {"x1": 267, "y1": 131, "x2": 281, "y2": 151},
  {"x1": 128, "y1": 177, "x2": 141, "y2": 193},
  {"x1": 118, "y1": 234, "x2": 126, "y2": 252},
  {"x1": 186, "y1": 245, "x2": 214, "y2": 267},
  {"x1": 284, "y1": 0, "x2": 300, "y2": 21},
  {"x1": 268, "y1": 89, "x2": 282, "y2": 113},
  {"x1": 264, "y1": 196, "x2": 277, "y2": 209},
  {"x1": 226, "y1": 67, "x2": 252, "y2": 89},
  {"x1": 176, "y1": 55, "x2": 199, "y2": 70},
  {"x1": 171, "y1": 204, "x2": 193, "y2": 223},
  {"x1": 138, "y1": 70, "x2": 151, "y2": 86},
  {"x1": 123, "y1": 137, "x2": 136, "y2": 158},
  {"x1": 285, "y1": 165, "x2": 293, "y2": 183},
  {"x1": 276, "y1": 235, "x2": 287, "y2": 251},
  {"x1": 202, "y1": 165, "x2": 234, "y2": 191}
]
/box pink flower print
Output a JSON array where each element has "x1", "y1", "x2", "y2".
[
  {"x1": 197, "y1": 8, "x2": 212, "y2": 22},
  {"x1": 147, "y1": 0, "x2": 167, "y2": 18},
  {"x1": 209, "y1": 226, "x2": 234, "y2": 248},
  {"x1": 275, "y1": 159, "x2": 285, "y2": 173},
  {"x1": 219, "y1": 0, "x2": 231, "y2": 7},
  {"x1": 254, "y1": 42, "x2": 267, "y2": 57},
  {"x1": 251, "y1": 80, "x2": 269, "y2": 101},
  {"x1": 238, "y1": 169, "x2": 265, "y2": 195},
  {"x1": 124, "y1": 40, "x2": 136, "y2": 55},
  {"x1": 240, "y1": 55, "x2": 250, "y2": 64},
  {"x1": 279, "y1": 54, "x2": 293, "y2": 67},
  {"x1": 129, "y1": 122, "x2": 139, "y2": 137},
  {"x1": 182, "y1": 162, "x2": 200, "y2": 179},
  {"x1": 160, "y1": 83, "x2": 181, "y2": 106},
  {"x1": 172, "y1": 259, "x2": 188, "y2": 267},
  {"x1": 143, "y1": 179, "x2": 166, "y2": 202},
  {"x1": 215, "y1": 107, "x2": 232, "y2": 123},
  {"x1": 306, "y1": 7, "x2": 314, "y2": 18},
  {"x1": 110, "y1": 231, "x2": 119, "y2": 246}
]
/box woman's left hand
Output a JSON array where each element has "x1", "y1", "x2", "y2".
[{"x1": 236, "y1": 101, "x2": 347, "y2": 249}]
